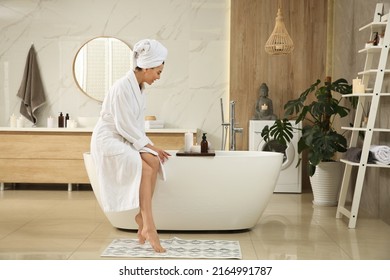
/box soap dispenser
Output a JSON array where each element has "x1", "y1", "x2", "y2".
[
  {"x1": 65, "y1": 113, "x2": 70, "y2": 127},
  {"x1": 58, "y1": 112, "x2": 64, "y2": 128},
  {"x1": 201, "y1": 133, "x2": 208, "y2": 153}
]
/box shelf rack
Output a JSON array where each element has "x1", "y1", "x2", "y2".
[{"x1": 336, "y1": 3, "x2": 390, "y2": 228}]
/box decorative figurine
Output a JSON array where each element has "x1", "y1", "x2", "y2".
[{"x1": 254, "y1": 83, "x2": 277, "y2": 120}]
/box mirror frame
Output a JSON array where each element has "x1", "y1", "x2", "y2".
[{"x1": 72, "y1": 36, "x2": 133, "y2": 102}]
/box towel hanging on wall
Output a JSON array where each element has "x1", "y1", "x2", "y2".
[{"x1": 16, "y1": 44, "x2": 46, "y2": 124}]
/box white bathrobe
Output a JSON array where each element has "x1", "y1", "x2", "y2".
[{"x1": 91, "y1": 70, "x2": 164, "y2": 212}]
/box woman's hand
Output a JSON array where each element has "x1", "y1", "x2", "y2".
[{"x1": 146, "y1": 144, "x2": 171, "y2": 163}]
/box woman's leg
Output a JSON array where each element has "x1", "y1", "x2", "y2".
[
  {"x1": 136, "y1": 153, "x2": 165, "y2": 252},
  {"x1": 135, "y1": 212, "x2": 145, "y2": 244},
  {"x1": 136, "y1": 153, "x2": 159, "y2": 244}
]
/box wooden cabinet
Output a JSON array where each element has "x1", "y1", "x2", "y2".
[
  {"x1": 0, "y1": 130, "x2": 91, "y2": 185},
  {"x1": 0, "y1": 128, "x2": 197, "y2": 190}
]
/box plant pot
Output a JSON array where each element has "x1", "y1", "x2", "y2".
[{"x1": 309, "y1": 161, "x2": 343, "y2": 206}]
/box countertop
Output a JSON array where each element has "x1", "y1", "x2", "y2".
[{"x1": 0, "y1": 127, "x2": 198, "y2": 133}]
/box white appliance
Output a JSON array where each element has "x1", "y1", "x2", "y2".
[{"x1": 249, "y1": 120, "x2": 302, "y2": 193}]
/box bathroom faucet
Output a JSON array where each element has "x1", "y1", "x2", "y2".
[
  {"x1": 229, "y1": 101, "x2": 243, "y2": 150},
  {"x1": 220, "y1": 98, "x2": 230, "y2": 150}
]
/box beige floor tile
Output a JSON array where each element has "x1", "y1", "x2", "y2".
[
  {"x1": 37, "y1": 200, "x2": 106, "y2": 222},
  {"x1": 320, "y1": 218, "x2": 390, "y2": 244},
  {"x1": 250, "y1": 222, "x2": 333, "y2": 242},
  {"x1": 68, "y1": 238, "x2": 118, "y2": 260},
  {"x1": 337, "y1": 239, "x2": 390, "y2": 260},
  {"x1": 238, "y1": 240, "x2": 258, "y2": 259},
  {"x1": 88, "y1": 222, "x2": 136, "y2": 239},
  {"x1": 0, "y1": 200, "x2": 57, "y2": 223},
  {"x1": 252, "y1": 240, "x2": 351, "y2": 260},
  {"x1": 0, "y1": 222, "x2": 26, "y2": 239},
  {"x1": 1, "y1": 190, "x2": 390, "y2": 260},
  {"x1": 7, "y1": 219, "x2": 101, "y2": 239},
  {"x1": 0, "y1": 237, "x2": 84, "y2": 260}
]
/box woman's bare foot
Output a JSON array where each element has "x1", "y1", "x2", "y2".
[
  {"x1": 141, "y1": 228, "x2": 166, "y2": 253},
  {"x1": 135, "y1": 213, "x2": 146, "y2": 244}
]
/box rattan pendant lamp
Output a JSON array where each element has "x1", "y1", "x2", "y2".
[{"x1": 265, "y1": 0, "x2": 294, "y2": 55}]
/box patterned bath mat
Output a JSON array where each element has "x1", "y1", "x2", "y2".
[{"x1": 101, "y1": 237, "x2": 242, "y2": 259}]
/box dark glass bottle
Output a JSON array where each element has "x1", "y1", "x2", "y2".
[
  {"x1": 373, "y1": 32, "x2": 379, "y2": 46},
  {"x1": 65, "y1": 113, "x2": 70, "y2": 127},
  {"x1": 201, "y1": 133, "x2": 208, "y2": 153},
  {"x1": 58, "y1": 112, "x2": 64, "y2": 128}
]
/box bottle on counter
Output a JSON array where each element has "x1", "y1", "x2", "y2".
[
  {"x1": 10, "y1": 114, "x2": 17, "y2": 128},
  {"x1": 65, "y1": 113, "x2": 70, "y2": 127},
  {"x1": 16, "y1": 115, "x2": 24, "y2": 128},
  {"x1": 201, "y1": 133, "x2": 208, "y2": 153},
  {"x1": 58, "y1": 112, "x2": 64, "y2": 128}
]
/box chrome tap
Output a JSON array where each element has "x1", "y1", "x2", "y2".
[
  {"x1": 229, "y1": 101, "x2": 243, "y2": 150},
  {"x1": 220, "y1": 98, "x2": 230, "y2": 150}
]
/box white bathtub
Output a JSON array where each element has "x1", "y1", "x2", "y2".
[{"x1": 83, "y1": 150, "x2": 282, "y2": 231}]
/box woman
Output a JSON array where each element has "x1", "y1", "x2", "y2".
[{"x1": 91, "y1": 39, "x2": 170, "y2": 253}]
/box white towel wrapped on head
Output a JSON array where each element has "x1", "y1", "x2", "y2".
[
  {"x1": 133, "y1": 39, "x2": 168, "y2": 70},
  {"x1": 369, "y1": 145, "x2": 390, "y2": 165}
]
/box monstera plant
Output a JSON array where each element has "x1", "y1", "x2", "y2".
[{"x1": 261, "y1": 77, "x2": 356, "y2": 205}]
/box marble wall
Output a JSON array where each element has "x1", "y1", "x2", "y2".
[{"x1": 0, "y1": 0, "x2": 230, "y2": 147}]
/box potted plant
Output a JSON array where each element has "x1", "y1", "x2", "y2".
[{"x1": 261, "y1": 77, "x2": 356, "y2": 206}]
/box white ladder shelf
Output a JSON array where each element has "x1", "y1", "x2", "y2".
[{"x1": 336, "y1": 3, "x2": 390, "y2": 228}]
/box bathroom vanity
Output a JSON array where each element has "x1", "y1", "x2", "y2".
[{"x1": 0, "y1": 127, "x2": 197, "y2": 191}]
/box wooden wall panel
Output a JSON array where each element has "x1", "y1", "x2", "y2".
[{"x1": 230, "y1": 0, "x2": 328, "y2": 150}]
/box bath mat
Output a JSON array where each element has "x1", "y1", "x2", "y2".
[{"x1": 101, "y1": 237, "x2": 242, "y2": 259}]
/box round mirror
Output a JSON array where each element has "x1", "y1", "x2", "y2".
[{"x1": 73, "y1": 37, "x2": 133, "y2": 101}]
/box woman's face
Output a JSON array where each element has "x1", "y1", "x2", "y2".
[{"x1": 144, "y1": 64, "x2": 164, "y2": 85}]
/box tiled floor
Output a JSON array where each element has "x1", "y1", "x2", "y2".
[{"x1": 0, "y1": 188, "x2": 390, "y2": 260}]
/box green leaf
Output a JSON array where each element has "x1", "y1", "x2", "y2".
[
  {"x1": 260, "y1": 125, "x2": 271, "y2": 143},
  {"x1": 331, "y1": 78, "x2": 352, "y2": 94},
  {"x1": 260, "y1": 119, "x2": 294, "y2": 146},
  {"x1": 308, "y1": 164, "x2": 316, "y2": 177}
]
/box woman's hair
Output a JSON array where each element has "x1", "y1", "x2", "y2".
[{"x1": 134, "y1": 61, "x2": 165, "y2": 71}]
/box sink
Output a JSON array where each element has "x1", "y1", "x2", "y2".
[{"x1": 77, "y1": 117, "x2": 99, "y2": 128}]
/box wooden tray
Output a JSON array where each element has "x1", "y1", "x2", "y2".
[{"x1": 176, "y1": 150, "x2": 215, "y2": 157}]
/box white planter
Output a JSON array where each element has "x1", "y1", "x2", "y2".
[{"x1": 309, "y1": 161, "x2": 343, "y2": 206}]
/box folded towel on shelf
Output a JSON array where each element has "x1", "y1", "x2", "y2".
[
  {"x1": 369, "y1": 145, "x2": 390, "y2": 165},
  {"x1": 145, "y1": 120, "x2": 164, "y2": 129},
  {"x1": 345, "y1": 147, "x2": 375, "y2": 163},
  {"x1": 16, "y1": 45, "x2": 46, "y2": 124}
]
